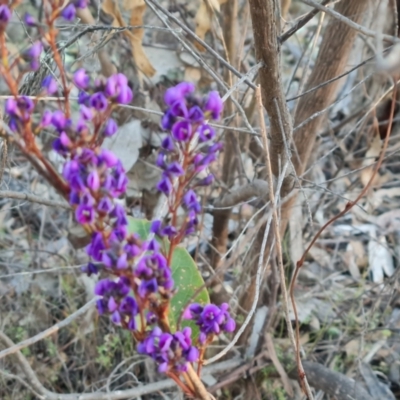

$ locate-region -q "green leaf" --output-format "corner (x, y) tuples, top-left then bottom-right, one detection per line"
(128, 217), (209, 335)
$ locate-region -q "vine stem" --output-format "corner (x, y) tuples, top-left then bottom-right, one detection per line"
(186, 364), (211, 400)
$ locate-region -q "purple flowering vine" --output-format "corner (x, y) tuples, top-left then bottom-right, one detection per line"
(0, 3), (236, 397)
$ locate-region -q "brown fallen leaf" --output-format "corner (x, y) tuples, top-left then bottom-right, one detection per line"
(194, 0), (227, 52)
(102, 0), (155, 78)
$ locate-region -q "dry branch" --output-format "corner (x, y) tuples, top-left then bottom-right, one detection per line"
(0, 190), (70, 209)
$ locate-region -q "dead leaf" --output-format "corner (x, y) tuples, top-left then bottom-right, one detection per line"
(368, 230), (394, 283)
(194, 0), (228, 51)
(102, 0), (155, 77)
(102, 119), (143, 172)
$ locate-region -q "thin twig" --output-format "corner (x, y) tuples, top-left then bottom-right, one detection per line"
(0, 190), (70, 209)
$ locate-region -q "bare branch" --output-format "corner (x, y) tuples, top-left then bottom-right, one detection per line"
(0, 190), (70, 209)
(214, 179), (269, 209)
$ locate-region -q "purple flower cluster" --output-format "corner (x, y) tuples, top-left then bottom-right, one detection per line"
(185, 303), (236, 345)
(152, 82), (223, 240)
(95, 277), (138, 329)
(3, 53), (236, 376)
(138, 327), (199, 373)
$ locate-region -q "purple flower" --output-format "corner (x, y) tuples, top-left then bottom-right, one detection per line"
(81, 262), (99, 276)
(161, 110), (175, 130)
(74, 69), (90, 89)
(103, 118), (118, 137)
(98, 197), (113, 214)
(90, 92), (108, 111)
(156, 175), (172, 195)
(78, 91), (90, 105)
(150, 220), (162, 235)
(161, 225), (177, 239)
(51, 110), (68, 131)
(166, 162), (184, 177)
(79, 105), (93, 121)
(197, 124), (215, 142)
(170, 99), (188, 118)
(105, 73), (133, 104)
(61, 3), (76, 21)
(164, 82), (195, 106)
(42, 76), (58, 95)
(0, 5), (11, 24)
(137, 326), (198, 373)
(188, 106), (204, 122)
(161, 136), (175, 151)
(25, 42), (42, 70)
(183, 189), (201, 213)
(138, 278), (158, 297)
(6, 97), (34, 121)
(204, 91), (223, 120)
(87, 170), (100, 191)
(119, 296), (138, 316)
(86, 232), (106, 261)
(185, 302), (235, 339)
(75, 204), (95, 224)
(40, 110), (52, 126)
(100, 149), (118, 167)
(24, 13), (35, 27)
(171, 120), (192, 142)
(5, 98), (17, 115)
